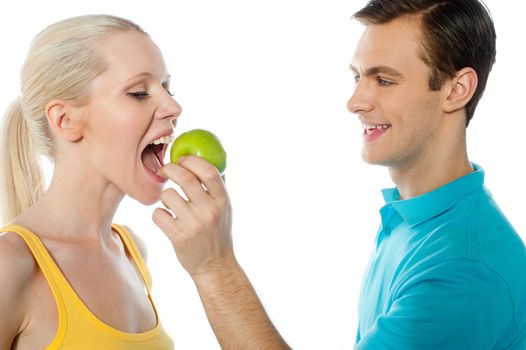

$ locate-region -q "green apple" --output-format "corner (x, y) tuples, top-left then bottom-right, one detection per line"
(170, 129), (227, 174)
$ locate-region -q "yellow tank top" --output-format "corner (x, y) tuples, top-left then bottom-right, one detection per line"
(1, 223), (174, 349)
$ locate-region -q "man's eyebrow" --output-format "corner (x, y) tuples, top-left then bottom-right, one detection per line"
(349, 64), (403, 78)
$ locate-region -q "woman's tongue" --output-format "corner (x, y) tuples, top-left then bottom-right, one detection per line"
(141, 146), (161, 173)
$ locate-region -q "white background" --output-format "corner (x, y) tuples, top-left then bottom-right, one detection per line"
(1, 1), (524, 348)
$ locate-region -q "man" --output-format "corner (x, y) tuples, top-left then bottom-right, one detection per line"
(347, 1), (526, 349)
(154, 0), (526, 348)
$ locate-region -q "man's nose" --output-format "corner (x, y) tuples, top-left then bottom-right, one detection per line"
(347, 82), (373, 115)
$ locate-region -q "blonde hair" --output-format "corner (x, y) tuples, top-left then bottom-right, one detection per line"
(0, 15), (148, 224)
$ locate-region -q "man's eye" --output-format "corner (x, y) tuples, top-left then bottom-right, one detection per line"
(128, 91), (150, 100)
(353, 75), (360, 84)
(377, 77), (393, 86)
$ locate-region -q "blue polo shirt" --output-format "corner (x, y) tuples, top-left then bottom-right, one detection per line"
(355, 165), (526, 350)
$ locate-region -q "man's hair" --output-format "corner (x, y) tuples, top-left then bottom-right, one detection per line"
(353, 0), (496, 126)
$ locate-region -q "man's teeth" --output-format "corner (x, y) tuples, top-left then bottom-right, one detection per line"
(363, 124), (390, 135)
(151, 134), (174, 145)
(363, 124), (390, 130)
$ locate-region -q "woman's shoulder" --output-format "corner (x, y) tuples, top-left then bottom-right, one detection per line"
(0, 230), (37, 283)
(0, 230), (38, 342)
(118, 224), (148, 262)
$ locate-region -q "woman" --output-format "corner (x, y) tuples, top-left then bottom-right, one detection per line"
(0, 14), (231, 349)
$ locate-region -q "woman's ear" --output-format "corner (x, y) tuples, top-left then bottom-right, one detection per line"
(45, 100), (84, 142)
(442, 67), (478, 114)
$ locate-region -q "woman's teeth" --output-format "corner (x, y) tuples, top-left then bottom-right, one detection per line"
(151, 134), (174, 145)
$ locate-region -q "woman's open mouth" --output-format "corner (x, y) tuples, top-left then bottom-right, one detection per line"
(141, 133), (174, 177)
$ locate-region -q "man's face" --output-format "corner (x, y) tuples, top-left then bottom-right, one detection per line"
(347, 17), (445, 170)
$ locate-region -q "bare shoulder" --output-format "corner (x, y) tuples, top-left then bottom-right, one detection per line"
(121, 225), (148, 262)
(0, 232), (37, 346)
(0, 231), (36, 291)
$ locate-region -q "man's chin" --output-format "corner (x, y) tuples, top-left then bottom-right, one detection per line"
(361, 151), (393, 168)
(361, 150), (382, 165)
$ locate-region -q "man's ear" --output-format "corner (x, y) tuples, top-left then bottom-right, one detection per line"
(442, 67), (478, 114)
(45, 100), (84, 142)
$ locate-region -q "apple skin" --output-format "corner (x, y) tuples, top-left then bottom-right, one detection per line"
(170, 129), (227, 174)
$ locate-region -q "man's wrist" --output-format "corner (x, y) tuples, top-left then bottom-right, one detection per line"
(191, 254), (242, 289)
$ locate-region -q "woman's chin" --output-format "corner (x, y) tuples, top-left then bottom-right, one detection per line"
(129, 188), (163, 206)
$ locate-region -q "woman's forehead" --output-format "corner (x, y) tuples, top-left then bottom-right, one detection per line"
(98, 31), (168, 82)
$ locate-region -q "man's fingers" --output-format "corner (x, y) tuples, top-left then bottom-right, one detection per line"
(159, 163), (211, 206)
(159, 187), (191, 217)
(152, 207), (179, 241)
(177, 156), (227, 200)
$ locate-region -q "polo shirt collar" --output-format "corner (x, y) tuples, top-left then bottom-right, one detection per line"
(381, 163), (485, 228)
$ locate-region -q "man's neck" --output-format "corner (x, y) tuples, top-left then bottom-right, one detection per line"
(389, 146), (473, 200)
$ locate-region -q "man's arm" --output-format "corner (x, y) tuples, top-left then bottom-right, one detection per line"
(193, 258), (290, 349)
(356, 259), (513, 350)
(153, 156), (290, 349)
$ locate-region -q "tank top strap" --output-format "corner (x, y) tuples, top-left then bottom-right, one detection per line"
(111, 224), (153, 292)
(1, 224), (65, 294)
(0, 224), (68, 337)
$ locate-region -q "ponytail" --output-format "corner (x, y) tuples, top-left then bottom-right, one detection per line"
(1, 98), (45, 224)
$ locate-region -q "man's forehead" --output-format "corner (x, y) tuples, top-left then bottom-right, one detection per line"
(351, 19), (423, 72)
(359, 17), (422, 49)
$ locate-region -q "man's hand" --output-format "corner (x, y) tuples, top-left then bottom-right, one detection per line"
(153, 155), (233, 278)
(152, 155), (290, 349)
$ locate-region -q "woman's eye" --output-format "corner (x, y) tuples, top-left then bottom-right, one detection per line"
(353, 75), (360, 84)
(128, 91), (150, 100)
(166, 90), (174, 97)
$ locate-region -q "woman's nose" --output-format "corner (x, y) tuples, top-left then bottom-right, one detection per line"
(156, 94), (182, 123)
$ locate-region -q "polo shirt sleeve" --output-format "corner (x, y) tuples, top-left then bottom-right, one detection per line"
(356, 259), (513, 350)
